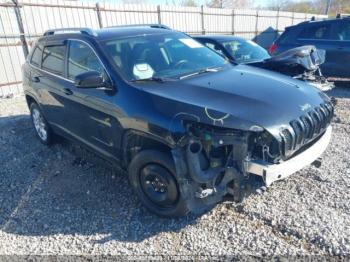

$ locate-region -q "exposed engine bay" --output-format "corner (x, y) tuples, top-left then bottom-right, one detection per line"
(172, 101), (333, 213)
(172, 123), (262, 213)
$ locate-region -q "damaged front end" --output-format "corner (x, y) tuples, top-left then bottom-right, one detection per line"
(171, 101), (333, 213)
(171, 122), (267, 213)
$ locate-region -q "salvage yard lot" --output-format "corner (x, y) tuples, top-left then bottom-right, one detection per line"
(0, 86), (350, 257)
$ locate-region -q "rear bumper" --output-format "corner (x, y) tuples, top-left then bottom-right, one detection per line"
(246, 126), (332, 186)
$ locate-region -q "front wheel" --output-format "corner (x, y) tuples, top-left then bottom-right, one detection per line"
(30, 103), (53, 145)
(128, 150), (189, 217)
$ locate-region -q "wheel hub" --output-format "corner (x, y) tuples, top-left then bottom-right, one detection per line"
(32, 108), (47, 141)
(140, 164), (179, 208)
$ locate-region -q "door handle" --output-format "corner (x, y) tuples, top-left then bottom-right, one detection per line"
(31, 76), (40, 82)
(64, 88), (73, 95)
(337, 46), (344, 50)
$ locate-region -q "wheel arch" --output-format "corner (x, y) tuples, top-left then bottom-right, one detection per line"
(121, 129), (175, 168)
(25, 93), (39, 108)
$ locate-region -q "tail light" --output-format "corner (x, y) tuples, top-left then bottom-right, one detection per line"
(268, 43), (277, 55)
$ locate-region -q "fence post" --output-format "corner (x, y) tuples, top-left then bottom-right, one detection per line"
(275, 9), (280, 40)
(231, 9), (235, 35)
(12, 0), (28, 58)
(157, 5), (161, 24)
(200, 5), (205, 34)
(291, 12), (295, 25)
(95, 2), (103, 28)
(255, 10), (259, 42)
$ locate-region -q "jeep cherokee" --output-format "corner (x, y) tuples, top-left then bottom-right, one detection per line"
(22, 25), (334, 217)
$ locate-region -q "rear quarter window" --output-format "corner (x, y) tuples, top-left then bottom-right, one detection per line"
(30, 45), (43, 67)
(276, 29), (295, 44)
(42, 45), (66, 76)
(334, 21), (350, 41)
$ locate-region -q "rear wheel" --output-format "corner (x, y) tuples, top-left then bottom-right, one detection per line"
(128, 150), (189, 217)
(30, 103), (53, 145)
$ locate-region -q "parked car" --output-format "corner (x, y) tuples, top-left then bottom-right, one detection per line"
(269, 15), (350, 78)
(23, 25), (333, 217)
(194, 35), (333, 90)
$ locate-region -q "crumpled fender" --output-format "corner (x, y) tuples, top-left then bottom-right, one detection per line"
(266, 45), (325, 71)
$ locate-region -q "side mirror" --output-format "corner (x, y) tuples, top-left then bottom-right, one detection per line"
(74, 71), (106, 88)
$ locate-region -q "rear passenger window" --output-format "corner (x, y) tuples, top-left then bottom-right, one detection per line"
(277, 30), (294, 44)
(299, 23), (332, 40)
(30, 45), (43, 67)
(67, 40), (104, 80)
(42, 45), (65, 76)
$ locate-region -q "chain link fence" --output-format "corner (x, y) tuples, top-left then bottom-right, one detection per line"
(0, 0), (327, 97)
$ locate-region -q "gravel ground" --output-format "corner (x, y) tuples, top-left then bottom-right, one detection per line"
(0, 85), (350, 258)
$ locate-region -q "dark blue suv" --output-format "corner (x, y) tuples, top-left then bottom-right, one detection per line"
(270, 16), (350, 78)
(23, 25), (333, 217)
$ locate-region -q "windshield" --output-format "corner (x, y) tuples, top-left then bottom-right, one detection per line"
(101, 32), (229, 81)
(221, 39), (270, 63)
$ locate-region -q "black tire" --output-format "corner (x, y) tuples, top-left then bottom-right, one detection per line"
(30, 103), (53, 145)
(128, 150), (189, 218)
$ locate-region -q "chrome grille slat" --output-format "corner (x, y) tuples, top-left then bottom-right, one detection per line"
(281, 129), (293, 153)
(301, 116), (312, 139)
(306, 113), (316, 137)
(297, 119), (306, 144)
(317, 107), (327, 129)
(290, 120), (302, 149)
(312, 110), (321, 134)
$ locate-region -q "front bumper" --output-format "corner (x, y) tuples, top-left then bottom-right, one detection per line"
(308, 81), (334, 91)
(246, 126), (332, 186)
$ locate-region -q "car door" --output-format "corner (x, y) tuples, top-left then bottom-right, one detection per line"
(63, 39), (121, 160)
(26, 43), (44, 99)
(34, 41), (71, 131)
(331, 20), (350, 78)
(296, 21), (337, 77)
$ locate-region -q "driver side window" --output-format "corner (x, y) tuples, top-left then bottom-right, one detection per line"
(68, 40), (105, 80)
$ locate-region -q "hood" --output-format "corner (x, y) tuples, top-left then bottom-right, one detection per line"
(138, 65), (330, 137)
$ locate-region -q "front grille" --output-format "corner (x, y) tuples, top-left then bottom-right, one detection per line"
(281, 129), (293, 152)
(280, 102), (333, 158)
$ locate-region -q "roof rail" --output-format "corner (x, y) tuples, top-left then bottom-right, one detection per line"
(43, 27), (97, 37)
(106, 24), (171, 30)
(307, 16), (329, 23)
(336, 13), (350, 19)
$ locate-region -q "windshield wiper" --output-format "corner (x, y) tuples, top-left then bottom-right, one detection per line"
(130, 76), (167, 83)
(179, 67), (222, 80)
(131, 76), (177, 83)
